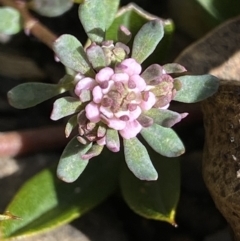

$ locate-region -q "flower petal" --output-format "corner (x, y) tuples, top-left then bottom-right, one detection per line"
(75, 77), (96, 96)
(119, 120), (142, 139)
(107, 117), (126, 130)
(140, 92), (156, 110)
(111, 73), (129, 84)
(85, 102), (101, 122)
(96, 67), (114, 83)
(120, 58), (142, 75)
(130, 75), (146, 91)
(100, 105), (114, 118)
(92, 86), (103, 103)
(128, 106), (142, 121)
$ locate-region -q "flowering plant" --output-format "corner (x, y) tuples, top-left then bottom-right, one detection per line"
(1, 0), (219, 239)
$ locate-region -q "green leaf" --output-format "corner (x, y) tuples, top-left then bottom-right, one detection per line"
(79, 0), (120, 43)
(141, 124), (185, 157)
(51, 97), (82, 121)
(123, 137), (158, 181)
(144, 108), (187, 127)
(0, 149), (120, 239)
(173, 74), (219, 103)
(65, 115), (78, 138)
(163, 63), (187, 74)
(57, 137), (92, 183)
(86, 44), (107, 71)
(29, 0), (73, 17)
(7, 81), (71, 109)
(53, 34), (95, 76)
(120, 152), (180, 224)
(106, 129), (120, 152)
(0, 7), (22, 35)
(106, 3), (155, 41)
(131, 19), (164, 63)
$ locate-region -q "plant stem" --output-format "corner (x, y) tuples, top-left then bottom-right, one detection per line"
(0, 0), (57, 48)
(0, 125), (70, 157)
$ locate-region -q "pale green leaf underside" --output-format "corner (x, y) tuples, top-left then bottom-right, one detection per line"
(30, 0), (73, 17)
(131, 19), (164, 63)
(79, 0), (120, 43)
(123, 137), (158, 181)
(144, 108), (184, 127)
(7, 82), (69, 109)
(57, 137), (92, 183)
(51, 97), (82, 120)
(53, 34), (94, 76)
(141, 124), (185, 157)
(173, 74), (219, 103)
(0, 7), (22, 35)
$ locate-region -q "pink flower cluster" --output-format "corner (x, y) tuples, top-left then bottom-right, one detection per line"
(74, 58), (169, 142)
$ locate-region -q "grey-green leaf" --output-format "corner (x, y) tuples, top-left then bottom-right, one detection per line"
(79, 0), (120, 43)
(123, 137), (158, 181)
(30, 0), (73, 17)
(0, 7), (22, 35)
(51, 97), (82, 121)
(141, 124), (185, 157)
(53, 34), (94, 76)
(173, 74), (219, 103)
(144, 108), (188, 127)
(131, 19), (164, 63)
(65, 115), (78, 138)
(57, 137), (92, 183)
(163, 63), (187, 74)
(106, 129), (120, 152)
(8, 82), (69, 109)
(86, 44), (107, 71)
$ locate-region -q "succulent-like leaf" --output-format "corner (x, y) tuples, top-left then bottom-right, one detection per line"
(51, 97), (82, 121)
(29, 0), (73, 17)
(131, 19), (164, 63)
(141, 124), (185, 157)
(123, 137), (158, 181)
(65, 115), (78, 138)
(7, 81), (71, 109)
(53, 34), (95, 76)
(86, 44), (107, 71)
(120, 152), (180, 223)
(81, 144), (104, 160)
(0, 7), (22, 35)
(0, 149), (120, 239)
(106, 129), (120, 152)
(79, 0), (120, 43)
(141, 64), (163, 84)
(144, 109), (188, 127)
(173, 74), (219, 103)
(163, 63), (187, 74)
(57, 137), (92, 183)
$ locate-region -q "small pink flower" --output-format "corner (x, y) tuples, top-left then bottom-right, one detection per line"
(75, 58), (174, 141)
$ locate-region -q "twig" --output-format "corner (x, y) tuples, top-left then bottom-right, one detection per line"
(0, 125), (69, 157)
(0, 0), (57, 48)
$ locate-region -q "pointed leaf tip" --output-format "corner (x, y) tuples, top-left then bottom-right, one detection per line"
(132, 19), (164, 63)
(53, 34), (94, 76)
